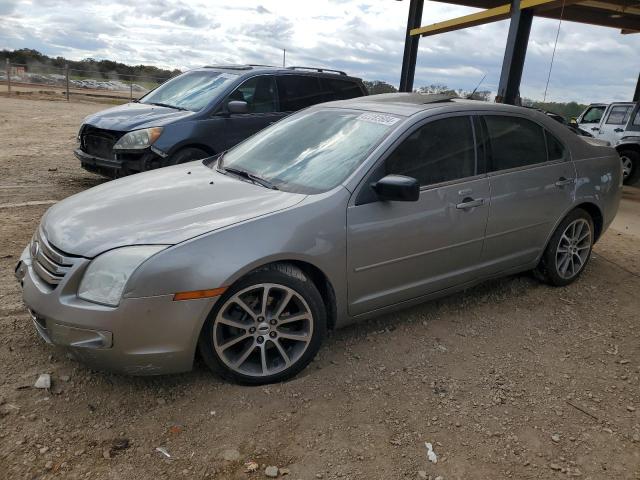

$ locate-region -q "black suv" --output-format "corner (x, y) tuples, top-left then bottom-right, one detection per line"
(75, 65), (368, 177)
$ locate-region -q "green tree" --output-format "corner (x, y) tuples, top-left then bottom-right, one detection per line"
(363, 80), (398, 95)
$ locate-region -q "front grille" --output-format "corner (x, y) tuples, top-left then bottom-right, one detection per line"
(31, 230), (79, 287)
(80, 126), (124, 160)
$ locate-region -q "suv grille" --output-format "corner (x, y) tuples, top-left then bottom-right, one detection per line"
(31, 231), (79, 287)
(80, 126), (124, 160)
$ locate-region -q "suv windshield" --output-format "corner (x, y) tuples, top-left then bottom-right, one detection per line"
(140, 70), (238, 112)
(215, 109), (401, 194)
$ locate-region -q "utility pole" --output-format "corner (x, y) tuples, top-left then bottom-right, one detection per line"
(5, 59), (10, 96)
(130, 76), (133, 102)
(65, 63), (70, 101)
(282, 49), (286, 68)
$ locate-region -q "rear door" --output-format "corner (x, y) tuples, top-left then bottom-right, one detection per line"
(347, 114), (490, 315)
(597, 103), (634, 145)
(221, 75), (284, 149)
(481, 114), (576, 272)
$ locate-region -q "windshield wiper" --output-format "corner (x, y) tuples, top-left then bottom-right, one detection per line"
(147, 102), (188, 111)
(220, 165), (279, 190)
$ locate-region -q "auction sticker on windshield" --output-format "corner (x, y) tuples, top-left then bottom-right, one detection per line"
(357, 113), (401, 126)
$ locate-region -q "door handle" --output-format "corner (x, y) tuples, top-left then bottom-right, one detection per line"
(614, 128), (624, 133)
(555, 177), (575, 187)
(456, 197), (484, 210)
(591, 127), (600, 131)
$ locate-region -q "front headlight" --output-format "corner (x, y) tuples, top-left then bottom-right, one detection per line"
(78, 245), (168, 306)
(113, 127), (163, 150)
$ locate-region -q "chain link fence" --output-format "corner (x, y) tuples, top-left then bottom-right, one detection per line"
(1, 60), (168, 102)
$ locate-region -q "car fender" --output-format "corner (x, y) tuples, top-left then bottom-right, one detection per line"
(124, 187), (351, 325)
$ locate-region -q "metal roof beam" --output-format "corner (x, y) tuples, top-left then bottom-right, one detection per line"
(410, 0), (582, 36)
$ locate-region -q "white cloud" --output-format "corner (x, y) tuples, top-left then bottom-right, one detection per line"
(0, 0), (638, 103)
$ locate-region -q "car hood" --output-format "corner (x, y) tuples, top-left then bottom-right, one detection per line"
(42, 162), (306, 258)
(82, 102), (197, 131)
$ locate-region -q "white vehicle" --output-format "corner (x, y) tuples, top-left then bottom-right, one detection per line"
(577, 102), (640, 185)
(576, 103), (608, 135)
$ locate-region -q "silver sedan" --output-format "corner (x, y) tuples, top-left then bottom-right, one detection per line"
(15, 94), (622, 384)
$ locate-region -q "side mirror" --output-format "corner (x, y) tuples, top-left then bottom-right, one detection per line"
(372, 175), (420, 202)
(228, 100), (248, 114)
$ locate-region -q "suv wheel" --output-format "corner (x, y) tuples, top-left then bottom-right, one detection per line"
(619, 149), (639, 186)
(535, 208), (594, 287)
(199, 264), (326, 385)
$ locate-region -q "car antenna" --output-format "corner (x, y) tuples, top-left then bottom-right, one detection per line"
(467, 73), (487, 100)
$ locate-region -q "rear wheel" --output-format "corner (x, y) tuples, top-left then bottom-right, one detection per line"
(619, 149), (639, 186)
(198, 264), (326, 385)
(535, 208), (594, 286)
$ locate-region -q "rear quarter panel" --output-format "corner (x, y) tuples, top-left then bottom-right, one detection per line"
(569, 136), (622, 234)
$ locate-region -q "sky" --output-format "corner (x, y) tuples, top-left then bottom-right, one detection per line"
(0, 0), (639, 103)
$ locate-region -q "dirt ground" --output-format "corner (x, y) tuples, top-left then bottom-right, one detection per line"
(0, 96), (639, 480)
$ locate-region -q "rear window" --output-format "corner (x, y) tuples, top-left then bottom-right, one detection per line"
(276, 75), (324, 111)
(485, 115), (547, 171)
(545, 131), (567, 161)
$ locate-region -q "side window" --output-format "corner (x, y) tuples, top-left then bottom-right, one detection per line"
(385, 116), (475, 187)
(276, 75), (323, 111)
(320, 78), (363, 101)
(484, 115), (547, 171)
(227, 76), (277, 113)
(605, 106), (632, 125)
(545, 131), (567, 161)
(631, 108), (640, 127)
(581, 106), (605, 124)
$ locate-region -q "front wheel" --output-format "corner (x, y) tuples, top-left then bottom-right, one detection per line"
(198, 264), (326, 385)
(535, 209), (594, 286)
(619, 149), (639, 186)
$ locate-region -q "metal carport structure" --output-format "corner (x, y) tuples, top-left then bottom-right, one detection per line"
(399, 0), (640, 103)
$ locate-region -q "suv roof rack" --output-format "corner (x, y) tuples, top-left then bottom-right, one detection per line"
(286, 66), (347, 76)
(204, 65), (253, 70)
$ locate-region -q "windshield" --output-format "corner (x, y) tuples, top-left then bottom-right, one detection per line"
(140, 70), (238, 112)
(215, 109), (401, 194)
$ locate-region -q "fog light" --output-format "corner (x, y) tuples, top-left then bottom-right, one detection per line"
(14, 261), (26, 282)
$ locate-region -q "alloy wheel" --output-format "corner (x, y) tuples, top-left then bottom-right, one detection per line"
(555, 218), (592, 280)
(213, 283), (314, 377)
(621, 155), (632, 180)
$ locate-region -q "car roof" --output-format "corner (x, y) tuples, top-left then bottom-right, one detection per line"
(322, 93), (535, 117)
(195, 65), (363, 82)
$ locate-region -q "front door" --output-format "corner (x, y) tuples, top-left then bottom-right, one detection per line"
(480, 114), (577, 272)
(347, 115), (489, 316)
(222, 75), (285, 150)
(597, 104), (634, 145)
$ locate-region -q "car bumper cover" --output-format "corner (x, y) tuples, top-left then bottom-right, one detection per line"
(16, 246), (217, 375)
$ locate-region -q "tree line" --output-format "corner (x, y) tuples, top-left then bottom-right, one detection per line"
(0, 48), (181, 82)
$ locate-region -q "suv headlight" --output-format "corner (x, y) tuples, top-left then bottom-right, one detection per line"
(78, 245), (167, 306)
(113, 127), (163, 150)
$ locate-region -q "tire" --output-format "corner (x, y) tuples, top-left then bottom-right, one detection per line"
(166, 147), (210, 167)
(534, 208), (594, 287)
(619, 149), (639, 186)
(198, 263), (327, 385)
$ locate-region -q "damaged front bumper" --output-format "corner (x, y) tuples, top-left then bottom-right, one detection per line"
(74, 147), (166, 178)
(15, 245), (215, 376)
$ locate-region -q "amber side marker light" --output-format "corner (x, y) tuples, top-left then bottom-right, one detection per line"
(173, 287), (227, 301)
